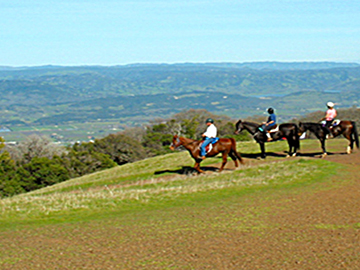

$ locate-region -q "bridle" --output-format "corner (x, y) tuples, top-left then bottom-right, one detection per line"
(170, 136), (198, 150)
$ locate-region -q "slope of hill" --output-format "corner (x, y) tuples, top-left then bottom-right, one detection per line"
(1, 139), (359, 269)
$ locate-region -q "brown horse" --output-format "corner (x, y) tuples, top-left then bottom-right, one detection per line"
(170, 135), (244, 173)
(299, 121), (359, 157)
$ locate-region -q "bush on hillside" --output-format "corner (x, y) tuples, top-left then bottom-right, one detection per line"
(4, 134), (66, 165)
(14, 157), (69, 192)
(61, 144), (117, 178)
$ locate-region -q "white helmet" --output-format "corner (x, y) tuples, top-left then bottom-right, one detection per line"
(327, 101), (334, 108)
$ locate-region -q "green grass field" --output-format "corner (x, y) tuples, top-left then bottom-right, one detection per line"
(1, 138), (356, 269)
(0, 139), (343, 229)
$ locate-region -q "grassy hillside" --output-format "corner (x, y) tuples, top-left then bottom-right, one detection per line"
(2, 138), (358, 269)
(0, 139), (343, 228)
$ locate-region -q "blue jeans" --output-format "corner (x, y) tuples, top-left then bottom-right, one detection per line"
(200, 137), (215, 157)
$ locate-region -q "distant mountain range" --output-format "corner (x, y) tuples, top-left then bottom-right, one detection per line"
(1, 62), (360, 129)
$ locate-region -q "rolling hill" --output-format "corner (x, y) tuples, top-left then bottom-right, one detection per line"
(1, 62), (360, 142)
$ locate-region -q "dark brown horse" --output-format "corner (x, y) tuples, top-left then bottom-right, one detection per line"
(298, 121), (359, 157)
(170, 135), (244, 173)
(234, 120), (300, 159)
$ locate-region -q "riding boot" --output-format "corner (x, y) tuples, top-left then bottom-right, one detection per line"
(266, 132), (273, 141)
(325, 128), (333, 139)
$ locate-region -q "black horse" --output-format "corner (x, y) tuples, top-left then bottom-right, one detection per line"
(298, 121), (359, 157)
(235, 119), (300, 159)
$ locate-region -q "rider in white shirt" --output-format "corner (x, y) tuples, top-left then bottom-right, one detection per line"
(200, 118), (217, 159)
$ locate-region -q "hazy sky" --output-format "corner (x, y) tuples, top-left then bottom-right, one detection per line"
(1, 0), (359, 66)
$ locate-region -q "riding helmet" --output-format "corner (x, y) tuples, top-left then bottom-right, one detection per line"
(327, 101), (334, 108)
(267, 107), (274, 114)
(205, 118), (214, 123)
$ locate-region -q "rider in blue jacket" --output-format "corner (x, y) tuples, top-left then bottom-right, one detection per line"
(260, 107), (276, 141)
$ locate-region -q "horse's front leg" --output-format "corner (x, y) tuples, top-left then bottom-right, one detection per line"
(320, 138), (327, 158)
(259, 143), (266, 159)
(286, 140), (292, 158)
(219, 153), (228, 172)
(287, 139), (297, 157)
(194, 161), (204, 174)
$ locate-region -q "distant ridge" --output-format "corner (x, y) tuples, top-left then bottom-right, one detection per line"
(199, 61), (360, 70)
(1, 62), (360, 133)
(1, 61), (359, 72)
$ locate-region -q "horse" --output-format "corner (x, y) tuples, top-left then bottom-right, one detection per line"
(170, 135), (244, 173)
(298, 121), (359, 157)
(234, 119), (300, 159)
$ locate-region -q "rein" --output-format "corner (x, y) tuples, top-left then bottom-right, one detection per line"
(175, 136), (199, 148)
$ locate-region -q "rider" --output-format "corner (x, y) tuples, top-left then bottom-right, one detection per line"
(200, 118), (217, 159)
(321, 101), (337, 137)
(261, 107), (276, 142)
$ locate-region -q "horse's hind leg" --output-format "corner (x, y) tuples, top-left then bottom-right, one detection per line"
(230, 140), (244, 165)
(344, 134), (353, 154)
(229, 151), (239, 167)
(219, 153), (228, 172)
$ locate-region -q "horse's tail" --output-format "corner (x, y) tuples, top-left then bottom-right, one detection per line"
(351, 121), (359, 149)
(230, 138), (244, 164)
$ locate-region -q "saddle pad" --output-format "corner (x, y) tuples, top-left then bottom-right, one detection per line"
(269, 125), (279, 133)
(320, 119), (341, 126)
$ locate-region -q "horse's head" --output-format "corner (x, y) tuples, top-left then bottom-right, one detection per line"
(170, 135), (182, 150)
(298, 122), (306, 136)
(234, 119), (244, 134)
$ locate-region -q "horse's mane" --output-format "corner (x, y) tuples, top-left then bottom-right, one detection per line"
(179, 136), (199, 143)
(244, 120), (260, 127)
(300, 122), (322, 127)
(301, 122), (321, 125)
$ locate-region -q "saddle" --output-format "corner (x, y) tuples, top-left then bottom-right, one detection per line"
(258, 124), (278, 133)
(200, 137), (219, 154)
(268, 124), (279, 133)
(320, 119), (341, 127)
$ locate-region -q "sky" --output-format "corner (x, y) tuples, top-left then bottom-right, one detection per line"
(1, 0), (360, 66)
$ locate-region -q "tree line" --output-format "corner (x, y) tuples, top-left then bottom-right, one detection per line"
(0, 109), (248, 198)
(2, 107), (360, 198)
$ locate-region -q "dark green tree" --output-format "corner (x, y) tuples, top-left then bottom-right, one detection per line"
(93, 133), (148, 165)
(60, 146), (116, 178)
(14, 157), (69, 192)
